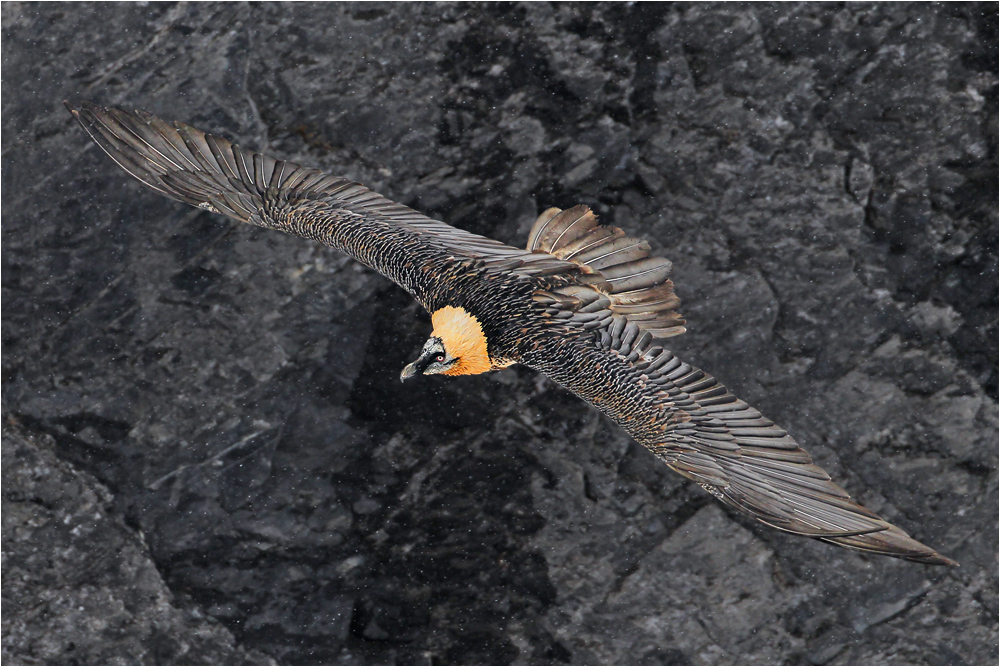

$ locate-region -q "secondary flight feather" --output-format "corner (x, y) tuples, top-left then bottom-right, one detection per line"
(66, 102), (956, 566)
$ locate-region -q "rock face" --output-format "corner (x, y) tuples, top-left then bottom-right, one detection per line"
(3, 3), (996, 665)
(2, 423), (273, 665)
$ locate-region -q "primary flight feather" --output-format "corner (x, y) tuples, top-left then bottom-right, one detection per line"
(66, 102), (956, 566)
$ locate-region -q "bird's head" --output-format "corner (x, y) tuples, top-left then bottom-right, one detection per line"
(400, 336), (457, 380)
(400, 305), (493, 381)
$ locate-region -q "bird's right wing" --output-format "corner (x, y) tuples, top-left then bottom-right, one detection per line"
(66, 102), (583, 308)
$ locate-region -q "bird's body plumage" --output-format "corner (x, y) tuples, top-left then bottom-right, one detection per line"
(67, 102), (955, 566)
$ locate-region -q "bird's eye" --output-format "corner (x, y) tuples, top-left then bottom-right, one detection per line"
(434, 353), (445, 362)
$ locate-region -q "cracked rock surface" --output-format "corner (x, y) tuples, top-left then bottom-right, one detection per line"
(2, 421), (273, 665)
(3, 3), (997, 665)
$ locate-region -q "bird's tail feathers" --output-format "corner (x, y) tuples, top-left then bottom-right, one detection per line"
(528, 206), (685, 338)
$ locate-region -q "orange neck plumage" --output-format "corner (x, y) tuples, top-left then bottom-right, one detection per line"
(431, 306), (493, 376)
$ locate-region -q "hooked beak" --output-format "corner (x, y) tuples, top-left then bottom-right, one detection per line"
(402, 336), (446, 382)
(400, 362), (420, 382)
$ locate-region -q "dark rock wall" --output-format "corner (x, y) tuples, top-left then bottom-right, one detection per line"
(3, 3), (996, 665)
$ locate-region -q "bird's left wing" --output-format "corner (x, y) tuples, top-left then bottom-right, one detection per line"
(528, 313), (955, 565)
(66, 102), (580, 307)
(521, 213), (955, 565)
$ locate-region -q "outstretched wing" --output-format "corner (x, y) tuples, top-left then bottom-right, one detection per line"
(526, 262), (955, 566)
(66, 102), (582, 308)
(70, 103), (954, 565)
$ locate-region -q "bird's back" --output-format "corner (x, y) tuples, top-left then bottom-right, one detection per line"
(67, 101), (956, 566)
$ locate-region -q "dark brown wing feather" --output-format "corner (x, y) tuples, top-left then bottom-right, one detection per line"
(70, 102), (954, 565)
(66, 102), (584, 304)
(529, 316), (956, 565)
(525, 206), (952, 564)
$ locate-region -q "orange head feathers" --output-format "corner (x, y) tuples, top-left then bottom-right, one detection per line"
(399, 306), (497, 380)
(430, 306), (492, 376)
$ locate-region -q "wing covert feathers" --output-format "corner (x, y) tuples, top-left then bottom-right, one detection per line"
(66, 101), (580, 288)
(528, 207), (952, 563)
(70, 102), (954, 566)
(527, 206), (685, 338)
(583, 318), (956, 566)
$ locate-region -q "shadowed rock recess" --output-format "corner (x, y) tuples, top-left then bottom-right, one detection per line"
(3, 3), (996, 665)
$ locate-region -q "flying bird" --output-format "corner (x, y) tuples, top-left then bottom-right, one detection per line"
(66, 101), (956, 566)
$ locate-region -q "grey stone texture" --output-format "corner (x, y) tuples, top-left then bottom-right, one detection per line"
(3, 2), (996, 664)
